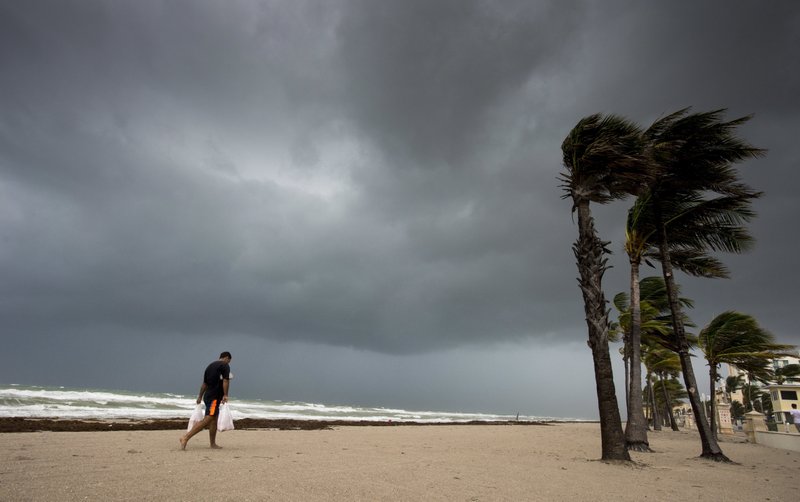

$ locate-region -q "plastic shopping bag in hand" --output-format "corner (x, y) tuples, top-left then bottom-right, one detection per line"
(187, 403), (205, 431)
(217, 403), (234, 432)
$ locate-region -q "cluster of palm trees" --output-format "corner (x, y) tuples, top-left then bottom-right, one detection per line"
(560, 107), (793, 462)
(612, 276), (689, 437)
(614, 282), (795, 439)
(698, 311), (795, 439)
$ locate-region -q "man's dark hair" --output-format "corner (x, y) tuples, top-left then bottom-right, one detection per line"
(220, 351), (232, 359)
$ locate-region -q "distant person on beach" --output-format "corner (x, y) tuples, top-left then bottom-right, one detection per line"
(789, 403), (800, 433)
(180, 351), (232, 450)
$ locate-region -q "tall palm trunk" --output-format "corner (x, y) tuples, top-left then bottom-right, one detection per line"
(709, 365), (719, 440)
(656, 214), (729, 461)
(659, 373), (679, 431)
(648, 374), (661, 431)
(623, 340), (630, 411)
(625, 259), (650, 450)
(574, 200), (631, 461)
(746, 382), (755, 411)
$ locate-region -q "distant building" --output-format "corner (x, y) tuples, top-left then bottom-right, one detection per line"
(767, 384), (800, 427)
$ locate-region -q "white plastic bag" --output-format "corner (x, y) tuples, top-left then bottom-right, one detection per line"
(187, 403), (205, 431)
(217, 403), (234, 432)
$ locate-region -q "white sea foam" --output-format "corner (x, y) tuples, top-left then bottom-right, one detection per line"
(0, 384), (578, 422)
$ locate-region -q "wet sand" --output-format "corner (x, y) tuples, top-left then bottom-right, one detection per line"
(0, 417), (548, 433)
(1, 422), (797, 501)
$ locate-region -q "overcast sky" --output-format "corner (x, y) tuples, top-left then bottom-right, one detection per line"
(2, 1), (798, 420)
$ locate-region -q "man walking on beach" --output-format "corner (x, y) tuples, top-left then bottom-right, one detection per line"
(789, 403), (800, 433)
(180, 351), (232, 450)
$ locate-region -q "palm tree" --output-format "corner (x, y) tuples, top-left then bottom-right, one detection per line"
(644, 344), (683, 430)
(620, 199), (652, 450)
(613, 279), (672, 449)
(742, 359), (776, 385)
(620, 189), (729, 450)
(725, 374), (743, 403)
(619, 276), (694, 435)
(698, 311), (794, 439)
(735, 357), (776, 412)
(758, 390), (773, 416)
(642, 108), (764, 462)
(560, 114), (647, 461)
(741, 382), (765, 412)
(622, 193), (744, 443)
(730, 400), (745, 421)
(643, 372), (661, 430)
(635, 277), (699, 373)
(653, 375), (687, 430)
(774, 364), (800, 384)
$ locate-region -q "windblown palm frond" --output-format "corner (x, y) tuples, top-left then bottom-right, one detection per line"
(560, 114), (647, 205)
(699, 311), (795, 368)
(645, 109), (766, 195)
(699, 311), (796, 440)
(628, 188), (759, 279)
(725, 374), (744, 396)
(775, 364), (800, 384)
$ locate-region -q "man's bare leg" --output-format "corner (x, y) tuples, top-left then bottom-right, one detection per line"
(180, 416), (213, 450)
(209, 416), (222, 449)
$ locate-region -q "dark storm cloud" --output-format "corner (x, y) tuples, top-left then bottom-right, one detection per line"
(2, 1), (799, 415)
(337, 0), (581, 167)
(582, 1), (800, 117)
(0, 0), (587, 355)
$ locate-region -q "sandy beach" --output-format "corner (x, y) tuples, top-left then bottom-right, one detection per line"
(2, 423), (797, 501)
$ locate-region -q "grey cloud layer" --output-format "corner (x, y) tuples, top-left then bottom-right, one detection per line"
(1, 0), (799, 367)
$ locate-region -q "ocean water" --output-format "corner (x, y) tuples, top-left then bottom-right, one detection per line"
(0, 384), (575, 423)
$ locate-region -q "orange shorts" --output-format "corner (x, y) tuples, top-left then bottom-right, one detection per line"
(203, 396), (221, 416)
